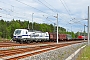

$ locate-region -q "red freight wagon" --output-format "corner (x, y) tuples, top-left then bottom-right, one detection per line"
(49, 33), (54, 40)
(58, 34), (67, 40)
(53, 33), (57, 41)
(49, 33), (72, 41)
(49, 33), (56, 41)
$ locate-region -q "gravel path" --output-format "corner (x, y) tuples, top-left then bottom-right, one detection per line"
(20, 42), (87, 60)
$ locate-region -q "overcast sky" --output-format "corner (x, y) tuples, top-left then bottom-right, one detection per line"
(0, 0), (89, 33)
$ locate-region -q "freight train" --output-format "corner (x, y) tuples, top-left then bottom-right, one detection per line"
(12, 29), (78, 44)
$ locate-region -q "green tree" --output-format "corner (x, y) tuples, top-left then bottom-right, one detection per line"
(0, 19), (70, 39)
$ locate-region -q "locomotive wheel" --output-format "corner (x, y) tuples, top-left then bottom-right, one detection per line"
(27, 40), (30, 44)
(19, 40), (23, 44)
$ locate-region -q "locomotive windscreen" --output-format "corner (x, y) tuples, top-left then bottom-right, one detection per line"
(15, 30), (21, 35)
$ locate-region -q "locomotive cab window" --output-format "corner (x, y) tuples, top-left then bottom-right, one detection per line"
(15, 30), (21, 35)
(26, 31), (27, 34)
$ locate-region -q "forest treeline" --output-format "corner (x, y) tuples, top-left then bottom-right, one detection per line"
(0, 19), (82, 39)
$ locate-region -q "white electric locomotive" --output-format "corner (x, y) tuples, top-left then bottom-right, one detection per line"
(12, 29), (49, 43)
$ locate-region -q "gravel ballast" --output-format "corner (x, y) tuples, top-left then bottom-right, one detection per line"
(20, 42), (87, 60)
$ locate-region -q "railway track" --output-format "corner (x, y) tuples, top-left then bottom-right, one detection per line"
(0, 40), (87, 60)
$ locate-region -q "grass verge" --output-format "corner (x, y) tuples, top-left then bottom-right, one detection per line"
(77, 45), (90, 60)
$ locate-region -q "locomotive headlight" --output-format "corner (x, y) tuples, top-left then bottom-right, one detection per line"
(18, 36), (22, 38)
(13, 36), (22, 38)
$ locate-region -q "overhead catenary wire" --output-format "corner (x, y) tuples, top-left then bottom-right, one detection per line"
(0, 0), (55, 17)
(0, 0), (32, 16)
(38, 0), (56, 13)
(37, 0), (65, 20)
(0, 7), (30, 20)
(0, 0), (74, 28)
(15, 0), (62, 23)
(15, 0), (61, 25)
(1, 6), (42, 21)
(44, 0), (59, 13)
(0, 0), (63, 24)
(0, 1), (32, 20)
(59, 0), (73, 20)
(61, 0), (80, 24)
(0, 8), (12, 16)
(15, 0), (53, 16)
(59, 0), (80, 27)
(0, 1), (25, 15)
(0, 1), (54, 24)
(15, 0), (66, 23)
(63, 0), (71, 14)
(1, 0), (69, 28)
(37, 0), (73, 24)
(37, 0), (65, 22)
